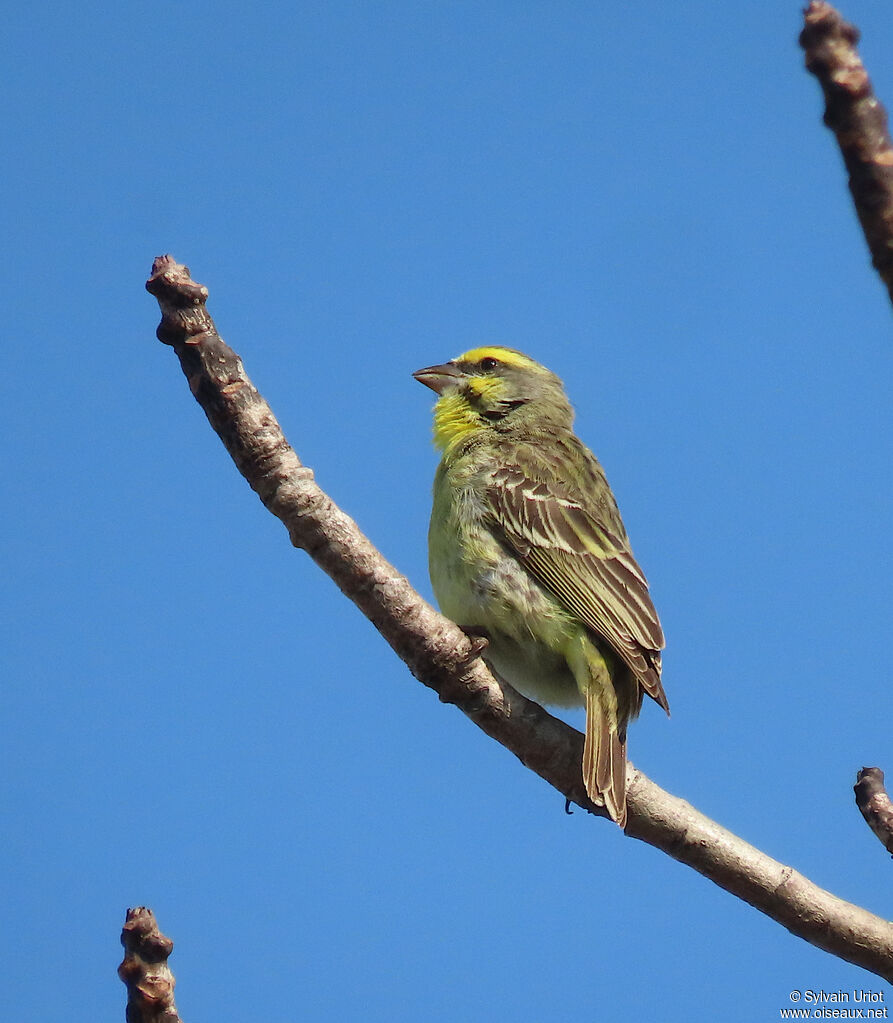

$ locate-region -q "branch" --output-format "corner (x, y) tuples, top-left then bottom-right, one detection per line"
(118, 907), (182, 1023)
(146, 255), (893, 980)
(855, 767), (893, 856)
(800, 1), (893, 304)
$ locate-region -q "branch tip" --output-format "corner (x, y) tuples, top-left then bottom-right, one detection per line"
(800, 2), (893, 303)
(118, 907), (182, 1023)
(801, 2), (859, 49)
(855, 767), (893, 857)
(146, 256), (216, 348)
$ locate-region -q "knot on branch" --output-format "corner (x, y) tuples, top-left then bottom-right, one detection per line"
(118, 907), (182, 1023)
(146, 255), (214, 347)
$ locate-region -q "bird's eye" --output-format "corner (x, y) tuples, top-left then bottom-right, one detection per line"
(479, 357), (499, 372)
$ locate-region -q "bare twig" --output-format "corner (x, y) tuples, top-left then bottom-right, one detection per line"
(118, 907), (182, 1023)
(800, 1), (893, 304)
(855, 767), (893, 856)
(146, 255), (893, 980)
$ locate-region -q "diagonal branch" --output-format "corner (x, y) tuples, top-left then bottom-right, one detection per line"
(800, 1), (893, 304)
(855, 767), (893, 856)
(146, 255), (893, 981)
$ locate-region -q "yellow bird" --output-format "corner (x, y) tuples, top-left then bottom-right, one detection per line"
(415, 346), (668, 827)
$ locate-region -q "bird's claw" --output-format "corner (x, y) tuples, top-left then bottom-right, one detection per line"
(460, 626), (490, 661)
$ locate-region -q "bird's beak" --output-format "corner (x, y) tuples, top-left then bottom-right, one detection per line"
(412, 361), (465, 395)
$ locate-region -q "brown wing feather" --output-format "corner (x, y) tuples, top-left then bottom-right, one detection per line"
(487, 451), (669, 714)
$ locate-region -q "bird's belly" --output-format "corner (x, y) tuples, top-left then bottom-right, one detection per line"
(430, 511), (582, 708)
(483, 632), (582, 708)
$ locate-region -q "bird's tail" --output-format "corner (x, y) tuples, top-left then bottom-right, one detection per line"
(582, 682), (628, 828)
(567, 635), (632, 828)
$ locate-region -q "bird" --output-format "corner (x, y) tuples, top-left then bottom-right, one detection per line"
(414, 346), (668, 827)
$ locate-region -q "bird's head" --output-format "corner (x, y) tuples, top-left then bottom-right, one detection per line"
(413, 346), (573, 456)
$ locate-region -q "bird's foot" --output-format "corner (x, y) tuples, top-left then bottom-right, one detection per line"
(459, 625), (490, 661)
(564, 797), (600, 816)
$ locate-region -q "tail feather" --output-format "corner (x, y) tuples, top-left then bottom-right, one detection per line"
(583, 680), (628, 829)
(568, 634), (633, 828)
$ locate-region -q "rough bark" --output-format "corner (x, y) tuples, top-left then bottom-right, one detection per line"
(145, 255), (893, 981)
(118, 907), (182, 1023)
(855, 768), (893, 857)
(801, 1), (893, 304)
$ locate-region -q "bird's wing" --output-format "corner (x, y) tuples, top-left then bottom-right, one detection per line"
(486, 459), (669, 712)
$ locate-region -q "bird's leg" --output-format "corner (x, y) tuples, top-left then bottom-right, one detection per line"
(459, 625), (490, 661)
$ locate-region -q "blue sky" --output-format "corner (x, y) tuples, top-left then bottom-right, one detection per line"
(3, 1), (893, 1019)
